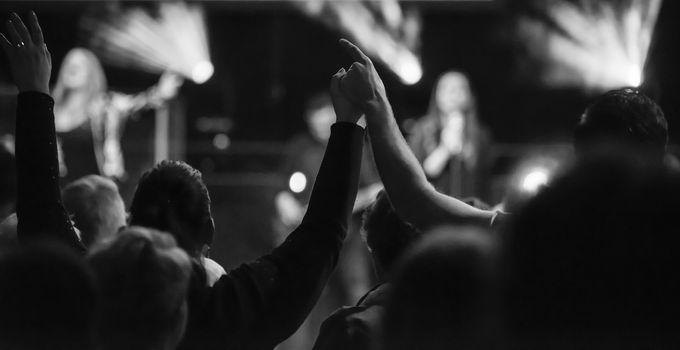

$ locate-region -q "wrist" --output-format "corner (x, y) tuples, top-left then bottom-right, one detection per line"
(19, 83), (50, 95)
(364, 96), (390, 116)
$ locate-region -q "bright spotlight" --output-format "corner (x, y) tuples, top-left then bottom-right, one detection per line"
(289, 172), (307, 194)
(517, 0), (661, 91)
(521, 168), (549, 193)
(395, 54), (423, 85)
(85, 2), (212, 84)
(192, 61), (214, 84)
(624, 63), (642, 87)
(293, 0), (422, 85)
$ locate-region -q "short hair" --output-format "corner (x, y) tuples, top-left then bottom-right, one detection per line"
(382, 228), (500, 350)
(87, 226), (192, 350)
(62, 175), (126, 247)
(361, 190), (421, 271)
(129, 160), (212, 256)
(0, 243), (96, 350)
(573, 88), (668, 159)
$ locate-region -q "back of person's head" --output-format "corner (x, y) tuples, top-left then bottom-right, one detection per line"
(361, 190), (422, 275)
(381, 227), (500, 350)
(504, 153), (680, 348)
(0, 243), (96, 350)
(88, 226), (192, 350)
(129, 160), (213, 257)
(573, 88), (668, 161)
(62, 175), (126, 248)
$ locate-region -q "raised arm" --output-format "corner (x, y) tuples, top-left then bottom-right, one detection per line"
(189, 69), (365, 349)
(1, 12), (84, 252)
(337, 39), (494, 231)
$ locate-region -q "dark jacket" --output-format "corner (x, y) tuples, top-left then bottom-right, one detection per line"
(312, 283), (391, 350)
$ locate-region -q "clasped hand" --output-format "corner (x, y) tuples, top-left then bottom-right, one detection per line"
(329, 39), (388, 126)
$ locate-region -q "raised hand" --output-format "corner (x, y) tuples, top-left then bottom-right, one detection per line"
(337, 39), (387, 111)
(330, 67), (364, 126)
(0, 12), (51, 94)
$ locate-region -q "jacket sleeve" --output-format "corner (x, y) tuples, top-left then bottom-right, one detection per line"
(15, 92), (85, 253)
(207, 122), (364, 348)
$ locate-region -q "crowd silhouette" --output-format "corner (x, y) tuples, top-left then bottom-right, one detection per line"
(1, 10), (678, 350)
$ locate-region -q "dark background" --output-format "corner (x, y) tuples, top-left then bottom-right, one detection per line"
(0, 0), (678, 267)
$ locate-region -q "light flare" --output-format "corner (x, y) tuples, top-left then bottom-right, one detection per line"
(84, 2), (213, 84)
(517, 0), (662, 91)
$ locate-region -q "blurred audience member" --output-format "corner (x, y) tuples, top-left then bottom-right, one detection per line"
(313, 190), (422, 350)
(381, 227), (500, 350)
(0, 244), (96, 350)
(88, 226), (192, 350)
(574, 87), (668, 163)
(62, 174), (126, 247)
(504, 153), (680, 348)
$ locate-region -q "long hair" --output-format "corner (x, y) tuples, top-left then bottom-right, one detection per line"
(53, 48), (108, 127)
(425, 71), (483, 168)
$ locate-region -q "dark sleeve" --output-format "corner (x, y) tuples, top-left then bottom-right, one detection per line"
(15, 92), (85, 253)
(208, 122), (364, 348)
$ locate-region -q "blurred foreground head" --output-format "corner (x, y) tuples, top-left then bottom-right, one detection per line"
(129, 160), (214, 257)
(573, 88), (667, 162)
(62, 175), (126, 248)
(0, 244), (96, 350)
(381, 227), (500, 350)
(88, 226), (192, 350)
(361, 190), (422, 277)
(505, 154), (680, 347)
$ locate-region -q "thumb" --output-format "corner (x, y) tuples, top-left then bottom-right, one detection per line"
(330, 68), (345, 94)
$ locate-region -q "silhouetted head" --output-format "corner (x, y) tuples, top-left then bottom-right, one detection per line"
(63, 175), (126, 248)
(129, 160), (214, 257)
(504, 154), (680, 347)
(88, 226), (192, 350)
(0, 244), (96, 350)
(573, 88), (667, 161)
(361, 190), (422, 276)
(381, 227), (500, 350)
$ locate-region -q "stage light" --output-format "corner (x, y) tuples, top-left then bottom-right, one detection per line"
(624, 63), (643, 87)
(521, 168), (549, 193)
(517, 0), (662, 91)
(84, 2), (213, 84)
(293, 0), (422, 85)
(395, 54), (423, 85)
(192, 61), (214, 84)
(212, 133), (230, 150)
(289, 172), (307, 194)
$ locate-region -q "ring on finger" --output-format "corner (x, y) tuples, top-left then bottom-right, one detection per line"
(15, 42), (25, 48)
